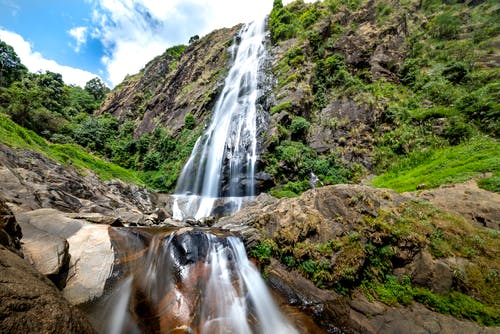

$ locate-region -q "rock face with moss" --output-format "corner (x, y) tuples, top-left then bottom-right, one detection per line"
(96, 0), (498, 194)
(216, 184), (499, 332)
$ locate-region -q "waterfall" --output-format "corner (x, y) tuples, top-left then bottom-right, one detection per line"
(93, 230), (298, 334)
(86, 16), (303, 334)
(173, 15), (267, 220)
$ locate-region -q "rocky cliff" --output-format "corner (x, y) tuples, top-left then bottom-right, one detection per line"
(99, 0), (498, 195)
(215, 184), (500, 332)
(99, 25), (240, 137)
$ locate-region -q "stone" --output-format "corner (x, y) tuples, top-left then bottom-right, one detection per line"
(20, 221), (69, 289)
(413, 179), (500, 230)
(0, 195), (22, 255)
(0, 245), (96, 333)
(15, 208), (115, 305)
(64, 224), (114, 304)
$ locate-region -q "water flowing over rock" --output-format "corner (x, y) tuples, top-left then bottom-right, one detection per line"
(174, 16), (268, 220)
(88, 229), (299, 334)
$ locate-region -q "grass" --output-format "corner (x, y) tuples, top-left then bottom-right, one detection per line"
(0, 113), (143, 185)
(365, 275), (499, 326)
(372, 137), (499, 192)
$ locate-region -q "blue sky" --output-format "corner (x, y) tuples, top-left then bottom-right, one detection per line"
(0, 0), (291, 87)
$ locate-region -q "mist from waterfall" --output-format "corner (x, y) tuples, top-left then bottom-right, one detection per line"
(173, 15), (267, 220)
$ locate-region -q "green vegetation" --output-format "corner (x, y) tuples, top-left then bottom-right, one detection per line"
(372, 138), (499, 192)
(0, 37), (197, 191)
(364, 276), (499, 326)
(0, 114), (141, 184)
(268, 0), (499, 197)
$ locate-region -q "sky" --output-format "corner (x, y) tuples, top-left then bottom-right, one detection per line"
(0, 0), (300, 88)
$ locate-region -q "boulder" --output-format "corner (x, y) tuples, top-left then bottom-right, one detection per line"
(0, 245), (96, 333)
(16, 208), (115, 305)
(20, 221), (69, 289)
(413, 179), (500, 230)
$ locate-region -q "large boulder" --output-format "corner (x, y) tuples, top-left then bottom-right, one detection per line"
(16, 208), (115, 305)
(0, 245), (96, 333)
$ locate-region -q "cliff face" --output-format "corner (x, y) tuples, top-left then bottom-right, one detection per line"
(99, 25), (240, 137)
(100, 0), (498, 196)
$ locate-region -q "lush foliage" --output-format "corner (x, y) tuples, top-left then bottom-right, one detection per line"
(364, 276), (499, 326)
(372, 138), (499, 192)
(0, 113), (142, 184)
(0, 40), (27, 87)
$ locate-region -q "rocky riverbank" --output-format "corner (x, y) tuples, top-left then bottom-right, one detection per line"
(0, 143), (498, 333)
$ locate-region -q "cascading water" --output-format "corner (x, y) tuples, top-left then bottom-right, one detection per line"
(86, 16), (306, 334)
(173, 15), (267, 220)
(90, 229), (299, 334)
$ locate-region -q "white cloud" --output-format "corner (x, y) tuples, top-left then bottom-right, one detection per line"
(88, 0), (274, 87)
(0, 29), (101, 87)
(88, 0), (319, 87)
(68, 26), (88, 53)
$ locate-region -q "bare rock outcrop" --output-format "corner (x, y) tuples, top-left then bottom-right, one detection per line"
(0, 195), (95, 333)
(0, 142), (161, 225)
(412, 178), (500, 230)
(99, 25), (240, 137)
(0, 194), (22, 255)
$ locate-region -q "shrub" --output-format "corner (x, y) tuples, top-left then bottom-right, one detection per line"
(184, 113), (195, 129)
(442, 61), (469, 84)
(290, 116), (310, 140)
(250, 241), (273, 264)
(430, 12), (461, 40)
(143, 151), (162, 171)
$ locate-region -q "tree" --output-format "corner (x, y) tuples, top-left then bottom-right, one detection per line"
(0, 40), (27, 87)
(189, 35), (199, 44)
(84, 77), (109, 101)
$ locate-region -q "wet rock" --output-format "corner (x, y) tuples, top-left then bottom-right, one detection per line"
(0, 245), (96, 333)
(255, 171), (275, 193)
(266, 259), (354, 333)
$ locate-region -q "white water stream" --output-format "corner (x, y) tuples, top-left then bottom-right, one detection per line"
(173, 15), (267, 220)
